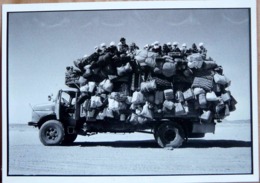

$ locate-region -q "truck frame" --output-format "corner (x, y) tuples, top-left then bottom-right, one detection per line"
(28, 88), (216, 148)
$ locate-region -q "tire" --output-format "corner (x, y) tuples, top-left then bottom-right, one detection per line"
(62, 133), (78, 145)
(154, 122), (185, 148)
(39, 120), (65, 146)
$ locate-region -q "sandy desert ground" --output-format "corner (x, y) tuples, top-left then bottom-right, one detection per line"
(7, 120), (252, 176)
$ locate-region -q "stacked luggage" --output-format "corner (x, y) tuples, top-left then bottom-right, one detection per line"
(65, 43), (237, 124)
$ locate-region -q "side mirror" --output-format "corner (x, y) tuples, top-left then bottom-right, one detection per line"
(48, 93), (53, 101)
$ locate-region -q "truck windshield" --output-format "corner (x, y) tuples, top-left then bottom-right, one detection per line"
(60, 90), (77, 106)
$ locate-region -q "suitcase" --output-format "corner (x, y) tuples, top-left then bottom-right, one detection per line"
(200, 110), (213, 123)
(183, 88), (195, 100)
(164, 89), (174, 100)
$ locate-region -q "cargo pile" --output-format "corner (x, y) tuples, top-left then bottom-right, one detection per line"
(65, 39), (237, 124)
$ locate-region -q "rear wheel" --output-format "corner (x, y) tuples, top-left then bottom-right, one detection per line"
(39, 120), (65, 146)
(154, 122), (185, 148)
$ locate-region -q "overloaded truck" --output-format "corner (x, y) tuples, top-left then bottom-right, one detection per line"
(28, 42), (237, 148)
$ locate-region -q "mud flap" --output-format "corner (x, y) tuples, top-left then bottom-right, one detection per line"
(192, 122), (215, 134)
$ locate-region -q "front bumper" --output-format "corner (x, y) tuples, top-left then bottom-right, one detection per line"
(28, 121), (38, 127)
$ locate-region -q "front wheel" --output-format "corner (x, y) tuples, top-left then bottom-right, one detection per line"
(154, 122), (185, 149)
(39, 120), (65, 146)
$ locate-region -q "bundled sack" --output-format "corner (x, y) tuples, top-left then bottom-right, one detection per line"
(153, 57), (165, 74)
(162, 62), (177, 77)
(126, 96), (132, 105)
(79, 76), (88, 86)
(193, 87), (205, 96)
(214, 73), (231, 86)
(221, 91), (231, 102)
(145, 52), (157, 68)
(104, 108), (114, 118)
(187, 53), (203, 62)
(192, 77), (213, 91)
(206, 91), (219, 102)
(99, 79), (113, 93)
(187, 54), (204, 69)
(96, 109), (106, 120)
(183, 68), (193, 77)
(163, 100), (175, 111)
(88, 81), (96, 93)
(80, 84), (89, 93)
(110, 92), (127, 102)
(140, 102), (153, 119)
(152, 76), (172, 89)
(129, 113), (139, 124)
(131, 91), (145, 104)
(108, 98), (127, 111)
(183, 103), (190, 114)
(198, 93), (207, 109)
(140, 80), (157, 93)
(164, 89), (174, 100)
(183, 88), (195, 101)
(83, 65), (92, 78)
(175, 91), (185, 103)
(175, 103), (186, 116)
(86, 109), (96, 121)
(100, 64), (115, 79)
(90, 96), (103, 108)
(96, 52), (112, 66)
(229, 95), (237, 112)
(138, 116), (148, 124)
(215, 98), (225, 113)
(145, 94), (155, 103)
(200, 110), (213, 123)
(203, 61), (218, 70)
(213, 83), (223, 94)
(155, 90), (164, 105)
(135, 49), (148, 63)
(117, 62), (133, 76)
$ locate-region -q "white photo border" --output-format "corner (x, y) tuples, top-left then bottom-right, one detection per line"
(2, 0), (258, 183)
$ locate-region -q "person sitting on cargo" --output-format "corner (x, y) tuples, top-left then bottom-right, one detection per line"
(162, 44), (171, 56)
(99, 43), (107, 55)
(198, 42), (207, 59)
(107, 41), (119, 57)
(127, 42), (139, 58)
(94, 46), (101, 54)
(172, 42), (181, 53)
(167, 42), (173, 52)
(143, 44), (149, 50)
(118, 37), (129, 56)
(167, 42), (181, 58)
(151, 41), (162, 56)
(181, 43), (191, 59)
(190, 43), (199, 53)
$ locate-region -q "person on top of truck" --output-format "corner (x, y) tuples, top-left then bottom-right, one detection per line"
(118, 37), (129, 56)
(99, 43), (107, 55)
(198, 42), (207, 59)
(166, 42), (173, 52)
(151, 41), (162, 55)
(181, 43), (191, 59)
(190, 43), (199, 53)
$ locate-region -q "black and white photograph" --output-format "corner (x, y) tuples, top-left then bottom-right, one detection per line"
(2, 0), (259, 183)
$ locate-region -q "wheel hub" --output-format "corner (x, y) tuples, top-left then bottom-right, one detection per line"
(164, 129), (176, 142)
(46, 128), (58, 140)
